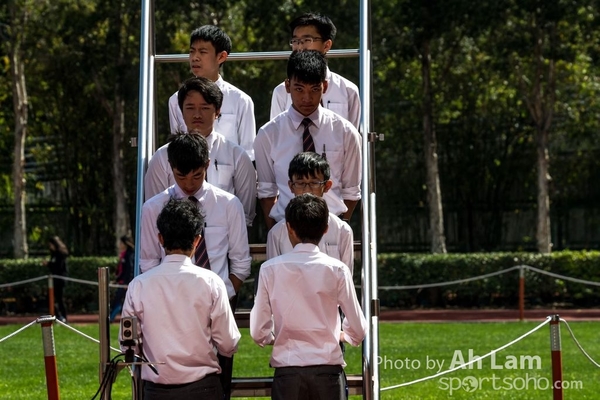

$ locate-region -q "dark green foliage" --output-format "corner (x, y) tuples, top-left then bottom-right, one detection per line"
(3, 252), (600, 315)
(370, 250), (600, 309)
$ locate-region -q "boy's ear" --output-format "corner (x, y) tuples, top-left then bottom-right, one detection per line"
(285, 78), (291, 94)
(286, 221), (300, 247)
(323, 179), (333, 193)
(217, 50), (228, 65)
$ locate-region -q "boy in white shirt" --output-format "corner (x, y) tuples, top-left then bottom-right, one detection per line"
(255, 50), (361, 230)
(270, 13), (361, 128)
(121, 198), (240, 399)
(168, 25), (256, 159)
(251, 194), (366, 400)
(146, 77), (257, 226)
(267, 152), (354, 273)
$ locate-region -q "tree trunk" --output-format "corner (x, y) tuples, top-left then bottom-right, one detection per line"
(112, 91), (130, 246)
(518, 25), (555, 254)
(421, 39), (447, 254)
(9, 4), (29, 259)
(536, 128), (551, 253)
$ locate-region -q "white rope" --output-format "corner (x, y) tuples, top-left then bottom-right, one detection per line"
(526, 266), (600, 287)
(559, 318), (600, 368)
(0, 319), (38, 343)
(0, 275), (49, 289)
(377, 266), (521, 290)
(55, 319), (121, 353)
(51, 275), (127, 289)
(381, 316), (552, 391)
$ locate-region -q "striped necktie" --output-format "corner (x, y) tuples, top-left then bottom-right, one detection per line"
(188, 196), (211, 270)
(301, 118), (316, 152)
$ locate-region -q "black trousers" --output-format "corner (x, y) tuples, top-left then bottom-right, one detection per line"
(271, 365), (346, 400)
(143, 373), (222, 400)
(54, 278), (67, 320)
(219, 295), (238, 400)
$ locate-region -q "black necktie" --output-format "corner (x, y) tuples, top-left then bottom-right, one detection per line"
(301, 118), (315, 152)
(188, 196), (211, 270)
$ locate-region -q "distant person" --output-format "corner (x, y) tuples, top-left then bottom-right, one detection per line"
(168, 25), (256, 160)
(254, 50), (361, 230)
(109, 235), (135, 322)
(43, 236), (69, 323)
(145, 76), (257, 226)
(270, 12), (361, 128)
(267, 152), (354, 273)
(251, 194), (366, 400)
(121, 198), (240, 400)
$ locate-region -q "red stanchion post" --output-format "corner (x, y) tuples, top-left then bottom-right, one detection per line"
(549, 314), (563, 400)
(38, 315), (60, 400)
(518, 265), (525, 321)
(48, 275), (55, 317)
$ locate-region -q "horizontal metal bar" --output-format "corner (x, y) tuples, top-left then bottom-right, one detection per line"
(155, 48), (359, 63)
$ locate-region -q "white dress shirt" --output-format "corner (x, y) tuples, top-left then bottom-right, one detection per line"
(143, 131), (257, 226)
(140, 182), (251, 299)
(120, 254), (240, 384)
(250, 243), (366, 367)
(267, 213), (354, 274)
(270, 67), (361, 128)
(169, 75), (256, 160)
(254, 106), (361, 222)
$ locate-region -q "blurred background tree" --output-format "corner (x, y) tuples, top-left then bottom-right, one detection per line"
(0, 0), (599, 257)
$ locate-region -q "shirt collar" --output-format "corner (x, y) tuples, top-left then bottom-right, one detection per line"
(204, 131), (217, 151)
(289, 106), (322, 130)
(292, 242), (320, 253)
(171, 181), (208, 201)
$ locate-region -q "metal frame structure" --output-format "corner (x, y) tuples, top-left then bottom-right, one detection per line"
(132, 1), (379, 398)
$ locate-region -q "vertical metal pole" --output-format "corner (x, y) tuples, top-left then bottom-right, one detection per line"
(48, 275), (55, 316)
(518, 265), (525, 321)
(360, 0), (379, 399)
(98, 267), (111, 398)
(38, 315), (60, 400)
(134, 0), (156, 277)
(549, 314), (563, 400)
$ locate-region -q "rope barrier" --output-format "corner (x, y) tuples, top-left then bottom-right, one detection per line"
(1, 265), (598, 293)
(378, 266), (522, 290)
(559, 318), (600, 368)
(381, 316), (552, 391)
(0, 275), (49, 288)
(0, 319), (38, 343)
(54, 275), (128, 289)
(55, 319), (122, 353)
(525, 266), (600, 287)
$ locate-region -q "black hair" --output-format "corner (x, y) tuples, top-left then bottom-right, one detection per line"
(288, 152), (331, 181)
(177, 76), (223, 112)
(286, 50), (327, 84)
(190, 25), (232, 55)
(48, 236), (69, 256)
(285, 193), (329, 244)
(167, 132), (210, 175)
(157, 198), (204, 251)
(289, 13), (337, 41)
(120, 235), (134, 250)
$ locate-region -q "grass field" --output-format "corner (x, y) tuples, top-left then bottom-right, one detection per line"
(0, 319), (598, 399)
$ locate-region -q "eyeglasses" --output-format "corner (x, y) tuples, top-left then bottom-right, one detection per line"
(289, 37), (323, 47)
(290, 181), (327, 190)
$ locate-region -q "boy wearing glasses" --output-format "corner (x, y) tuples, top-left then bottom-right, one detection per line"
(254, 50), (361, 230)
(251, 194), (366, 400)
(267, 152), (354, 273)
(168, 25), (256, 160)
(270, 13), (361, 128)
